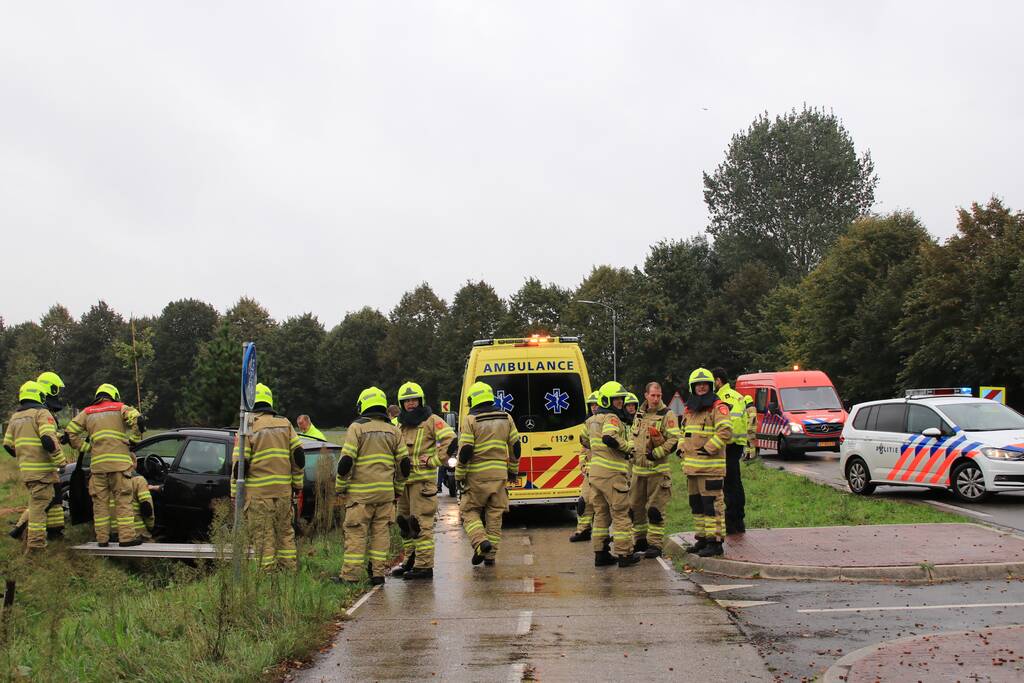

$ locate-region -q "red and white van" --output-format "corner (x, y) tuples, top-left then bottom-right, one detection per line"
(736, 370), (848, 459)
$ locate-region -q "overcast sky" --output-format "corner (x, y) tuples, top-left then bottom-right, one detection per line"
(2, 2), (1021, 327)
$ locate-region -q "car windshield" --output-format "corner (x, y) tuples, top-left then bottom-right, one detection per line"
(780, 386), (842, 411)
(302, 445), (341, 484)
(936, 402), (1024, 431)
(477, 372), (586, 432)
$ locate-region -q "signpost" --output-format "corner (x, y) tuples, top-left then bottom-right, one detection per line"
(234, 342), (257, 574)
(980, 386), (1006, 404)
(667, 391), (685, 418)
(440, 400), (451, 413)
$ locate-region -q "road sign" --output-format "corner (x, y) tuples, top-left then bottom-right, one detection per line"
(668, 391), (685, 417)
(240, 342), (258, 411)
(980, 386), (1006, 404)
(440, 400), (451, 413)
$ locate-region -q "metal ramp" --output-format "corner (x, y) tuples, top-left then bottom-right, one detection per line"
(73, 542), (252, 559)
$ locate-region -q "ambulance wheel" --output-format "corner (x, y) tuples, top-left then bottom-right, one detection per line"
(950, 461), (989, 503)
(777, 437), (792, 460)
(845, 457), (875, 495)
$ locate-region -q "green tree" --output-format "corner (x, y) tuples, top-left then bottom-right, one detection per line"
(318, 308), (391, 425)
(0, 323), (48, 414)
(504, 278), (569, 336)
(149, 299), (220, 426)
(179, 321), (240, 427)
(438, 281), (507, 400)
(225, 297), (276, 346)
(790, 212), (931, 402)
(39, 304), (76, 372)
(263, 313), (326, 420)
(63, 302), (130, 409)
(703, 107), (878, 277)
(378, 284), (449, 405)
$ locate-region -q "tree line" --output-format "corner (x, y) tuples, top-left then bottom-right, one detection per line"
(3, 108), (1021, 423)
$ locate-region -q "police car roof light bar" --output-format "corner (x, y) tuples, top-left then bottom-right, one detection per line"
(905, 387), (973, 399)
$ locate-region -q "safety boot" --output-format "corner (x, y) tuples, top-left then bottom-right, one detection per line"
(568, 528), (591, 542)
(402, 567), (433, 581)
(594, 550), (616, 567)
(119, 538), (144, 548)
(617, 552), (643, 568)
(688, 537), (708, 554)
(472, 540), (492, 566)
(8, 522), (27, 540)
(392, 552), (415, 577)
(633, 537), (650, 553)
(643, 546), (662, 559)
(696, 541), (723, 558)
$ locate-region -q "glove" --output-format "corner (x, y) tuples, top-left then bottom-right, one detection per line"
(292, 447), (306, 468)
(136, 415), (147, 432)
(446, 439), (459, 457)
(59, 432), (69, 445)
(398, 456), (412, 478)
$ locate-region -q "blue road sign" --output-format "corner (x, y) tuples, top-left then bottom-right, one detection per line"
(241, 342), (258, 410)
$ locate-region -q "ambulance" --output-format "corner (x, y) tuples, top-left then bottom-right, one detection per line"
(459, 335), (591, 506)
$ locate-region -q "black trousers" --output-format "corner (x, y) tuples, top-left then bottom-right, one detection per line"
(724, 444), (746, 533)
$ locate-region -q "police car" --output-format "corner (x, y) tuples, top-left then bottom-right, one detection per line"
(840, 388), (1024, 502)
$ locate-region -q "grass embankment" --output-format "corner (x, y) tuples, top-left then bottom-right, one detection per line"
(664, 458), (964, 535)
(0, 452), (381, 683)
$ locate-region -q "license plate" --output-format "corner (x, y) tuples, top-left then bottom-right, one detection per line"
(818, 441), (836, 447)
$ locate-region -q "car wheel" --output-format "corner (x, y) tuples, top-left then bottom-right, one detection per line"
(777, 436), (791, 461)
(951, 461), (989, 502)
(845, 457), (876, 495)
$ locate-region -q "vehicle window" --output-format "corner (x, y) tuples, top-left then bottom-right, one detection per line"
(906, 405), (947, 434)
(873, 404), (907, 432)
(767, 389), (779, 411)
(779, 386), (842, 411)
(755, 388), (768, 413)
(303, 446), (340, 484)
(177, 440), (228, 475)
(852, 406), (873, 430)
(136, 437), (184, 465)
(476, 372), (587, 432)
(936, 402), (1024, 431)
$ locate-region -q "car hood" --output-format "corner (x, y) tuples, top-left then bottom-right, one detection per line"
(790, 410), (845, 425)
(959, 430), (1024, 451)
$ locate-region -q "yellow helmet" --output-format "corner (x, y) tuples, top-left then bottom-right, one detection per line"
(356, 386), (388, 413)
(688, 367), (714, 391)
(19, 381), (45, 403)
(743, 394), (753, 405)
(37, 371), (64, 397)
(467, 381), (495, 409)
(95, 383), (120, 401)
(585, 391), (600, 406)
(397, 381), (425, 404)
(254, 383), (273, 407)
(625, 392), (639, 406)
(597, 381), (628, 409)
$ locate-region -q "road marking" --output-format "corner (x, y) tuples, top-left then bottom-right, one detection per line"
(799, 601), (1024, 614)
(521, 578), (535, 593)
(515, 610), (533, 636)
(701, 584), (755, 593)
(345, 585), (380, 617)
(508, 662), (526, 682)
(924, 500), (993, 518)
(656, 556), (674, 573)
(523, 554), (534, 565)
(715, 599), (777, 609)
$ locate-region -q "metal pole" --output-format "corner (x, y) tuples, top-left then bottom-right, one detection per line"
(611, 307), (618, 382)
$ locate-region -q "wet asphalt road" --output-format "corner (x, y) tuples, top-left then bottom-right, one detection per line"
(296, 497), (768, 682)
(765, 450), (1024, 533)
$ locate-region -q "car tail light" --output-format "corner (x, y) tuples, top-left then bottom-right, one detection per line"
(839, 435), (845, 444)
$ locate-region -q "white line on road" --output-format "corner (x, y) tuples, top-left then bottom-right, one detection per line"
(508, 662), (526, 682)
(924, 500), (994, 518)
(515, 610), (533, 636)
(657, 556), (674, 573)
(701, 584), (755, 593)
(716, 599), (777, 609)
(345, 585), (381, 617)
(799, 601), (1024, 614)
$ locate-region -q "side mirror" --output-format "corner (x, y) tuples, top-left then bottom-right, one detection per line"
(921, 427), (942, 438)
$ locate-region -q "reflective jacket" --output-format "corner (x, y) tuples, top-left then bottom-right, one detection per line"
(66, 401), (142, 473)
(630, 400), (680, 476)
(582, 410), (633, 481)
(336, 415), (408, 503)
(231, 411), (304, 498)
(680, 400), (732, 476)
(4, 404), (61, 483)
(399, 414), (455, 484)
(299, 422), (326, 441)
(456, 410), (520, 483)
(716, 383), (748, 446)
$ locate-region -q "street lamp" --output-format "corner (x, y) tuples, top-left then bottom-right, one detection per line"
(575, 299), (618, 382)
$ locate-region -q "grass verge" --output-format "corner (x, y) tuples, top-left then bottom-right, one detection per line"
(664, 458), (964, 536)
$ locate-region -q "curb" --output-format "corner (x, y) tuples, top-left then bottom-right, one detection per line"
(664, 533), (1024, 583)
(821, 625), (1024, 683)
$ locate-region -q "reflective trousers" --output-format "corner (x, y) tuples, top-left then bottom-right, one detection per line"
(591, 474), (633, 556)
(629, 473), (671, 549)
(247, 496), (296, 570)
(23, 481), (55, 549)
(89, 471), (135, 544)
(460, 478), (507, 560)
(687, 475), (725, 542)
(724, 444), (746, 534)
(342, 501), (392, 580)
(397, 480), (438, 569)
(574, 476), (594, 533)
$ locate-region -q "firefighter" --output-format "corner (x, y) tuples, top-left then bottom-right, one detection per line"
(713, 368), (748, 535)
(583, 381), (642, 568)
(681, 368), (732, 557)
(3, 382), (62, 550)
(66, 384), (144, 547)
(456, 381), (520, 566)
(628, 381), (680, 558)
(230, 383), (304, 570)
(623, 392), (640, 424)
(569, 391), (600, 542)
(105, 455), (156, 542)
(334, 387), (410, 585)
(743, 395), (757, 460)
(393, 381), (455, 581)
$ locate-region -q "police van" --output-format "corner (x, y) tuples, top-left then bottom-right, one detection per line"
(840, 388), (1024, 502)
(459, 335), (591, 506)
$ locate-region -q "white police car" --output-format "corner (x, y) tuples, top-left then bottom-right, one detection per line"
(840, 388), (1024, 502)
